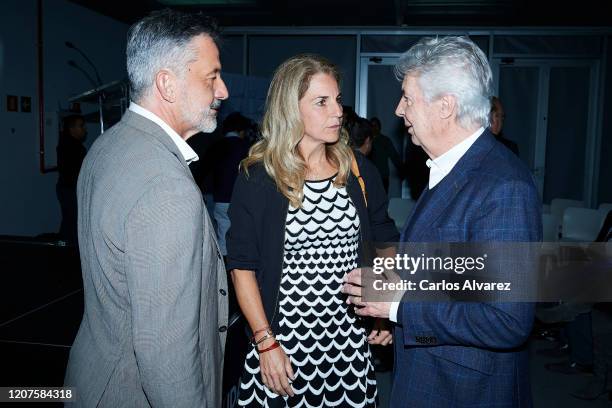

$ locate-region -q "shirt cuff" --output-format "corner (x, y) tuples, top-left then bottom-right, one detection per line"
(389, 301), (400, 323)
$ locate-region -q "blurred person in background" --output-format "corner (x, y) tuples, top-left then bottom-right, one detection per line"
(56, 114), (87, 242)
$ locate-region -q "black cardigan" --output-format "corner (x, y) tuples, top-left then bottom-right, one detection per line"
(226, 151), (399, 333)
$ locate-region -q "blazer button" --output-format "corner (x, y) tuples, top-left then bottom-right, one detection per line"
(219, 289), (227, 296)
(218, 325), (227, 332)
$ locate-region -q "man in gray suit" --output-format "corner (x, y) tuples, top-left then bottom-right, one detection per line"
(64, 10), (229, 407)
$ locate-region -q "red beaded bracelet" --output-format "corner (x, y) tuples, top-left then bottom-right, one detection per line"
(257, 341), (280, 354)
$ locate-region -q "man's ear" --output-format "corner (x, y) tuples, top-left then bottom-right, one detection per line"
(154, 69), (177, 103)
(439, 94), (456, 120)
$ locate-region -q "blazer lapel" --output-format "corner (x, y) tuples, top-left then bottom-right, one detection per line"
(403, 130), (497, 241)
(121, 110), (222, 252)
(121, 110), (192, 174)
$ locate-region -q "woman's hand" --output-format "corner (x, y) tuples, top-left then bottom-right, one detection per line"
(258, 338), (295, 397)
(367, 318), (393, 346)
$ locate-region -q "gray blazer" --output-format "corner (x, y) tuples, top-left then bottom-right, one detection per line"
(64, 111), (228, 407)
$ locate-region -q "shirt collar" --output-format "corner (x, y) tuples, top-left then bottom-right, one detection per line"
(128, 102), (199, 164)
(426, 127), (484, 189)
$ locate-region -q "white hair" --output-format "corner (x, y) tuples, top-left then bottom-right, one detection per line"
(394, 36), (493, 129)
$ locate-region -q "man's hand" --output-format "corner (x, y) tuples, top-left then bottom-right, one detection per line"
(368, 318), (393, 345)
(342, 268), (364, 305)
(342, 268), (392, 319)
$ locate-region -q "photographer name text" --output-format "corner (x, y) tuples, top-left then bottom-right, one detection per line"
(372, 279), (511, 292)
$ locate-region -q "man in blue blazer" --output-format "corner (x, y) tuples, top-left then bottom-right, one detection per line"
(343, 36), (542, 407)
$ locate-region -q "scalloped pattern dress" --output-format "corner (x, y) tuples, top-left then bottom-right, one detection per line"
(237, 176), (377, 408)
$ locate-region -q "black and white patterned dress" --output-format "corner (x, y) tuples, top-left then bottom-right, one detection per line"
(238, 175), (377, 408)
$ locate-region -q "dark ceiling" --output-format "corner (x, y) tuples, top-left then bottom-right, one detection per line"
(68, 0), (611, 27)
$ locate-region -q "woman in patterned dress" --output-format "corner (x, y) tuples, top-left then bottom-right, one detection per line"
(227, 54), (398, 408)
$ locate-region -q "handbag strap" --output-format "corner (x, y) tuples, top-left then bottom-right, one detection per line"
(350, 150), (367, 207)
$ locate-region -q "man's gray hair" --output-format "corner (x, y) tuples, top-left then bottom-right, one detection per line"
(127, 9), (220, 102)
(394, 36), (493, 129)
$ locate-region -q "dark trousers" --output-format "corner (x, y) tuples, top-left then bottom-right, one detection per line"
(560, 311), (594, 365)
(56, 184), (78, 242)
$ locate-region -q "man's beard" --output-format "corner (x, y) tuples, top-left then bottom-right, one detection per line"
(182, 95), (222, 134)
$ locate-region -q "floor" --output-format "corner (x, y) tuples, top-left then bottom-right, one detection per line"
(528, 309), (612, 408)
(1, 238), (610, 407)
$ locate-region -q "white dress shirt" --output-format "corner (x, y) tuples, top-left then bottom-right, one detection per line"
(388, 127), (484, 323)
(129, 102), (199, 164)
(425, 127), (484, 189)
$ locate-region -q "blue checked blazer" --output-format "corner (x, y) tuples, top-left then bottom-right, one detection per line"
(392, 130), (542, 408)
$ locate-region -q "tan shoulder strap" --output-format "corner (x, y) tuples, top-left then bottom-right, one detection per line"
(350, 150), (368, 207)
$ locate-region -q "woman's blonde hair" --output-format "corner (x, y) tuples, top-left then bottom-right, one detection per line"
(241, 54), (353, 208)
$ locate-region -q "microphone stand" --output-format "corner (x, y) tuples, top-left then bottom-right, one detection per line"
(65, 41), (102, 86)
(67, 60), (98, 89)
(65, 41), (105, 132)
